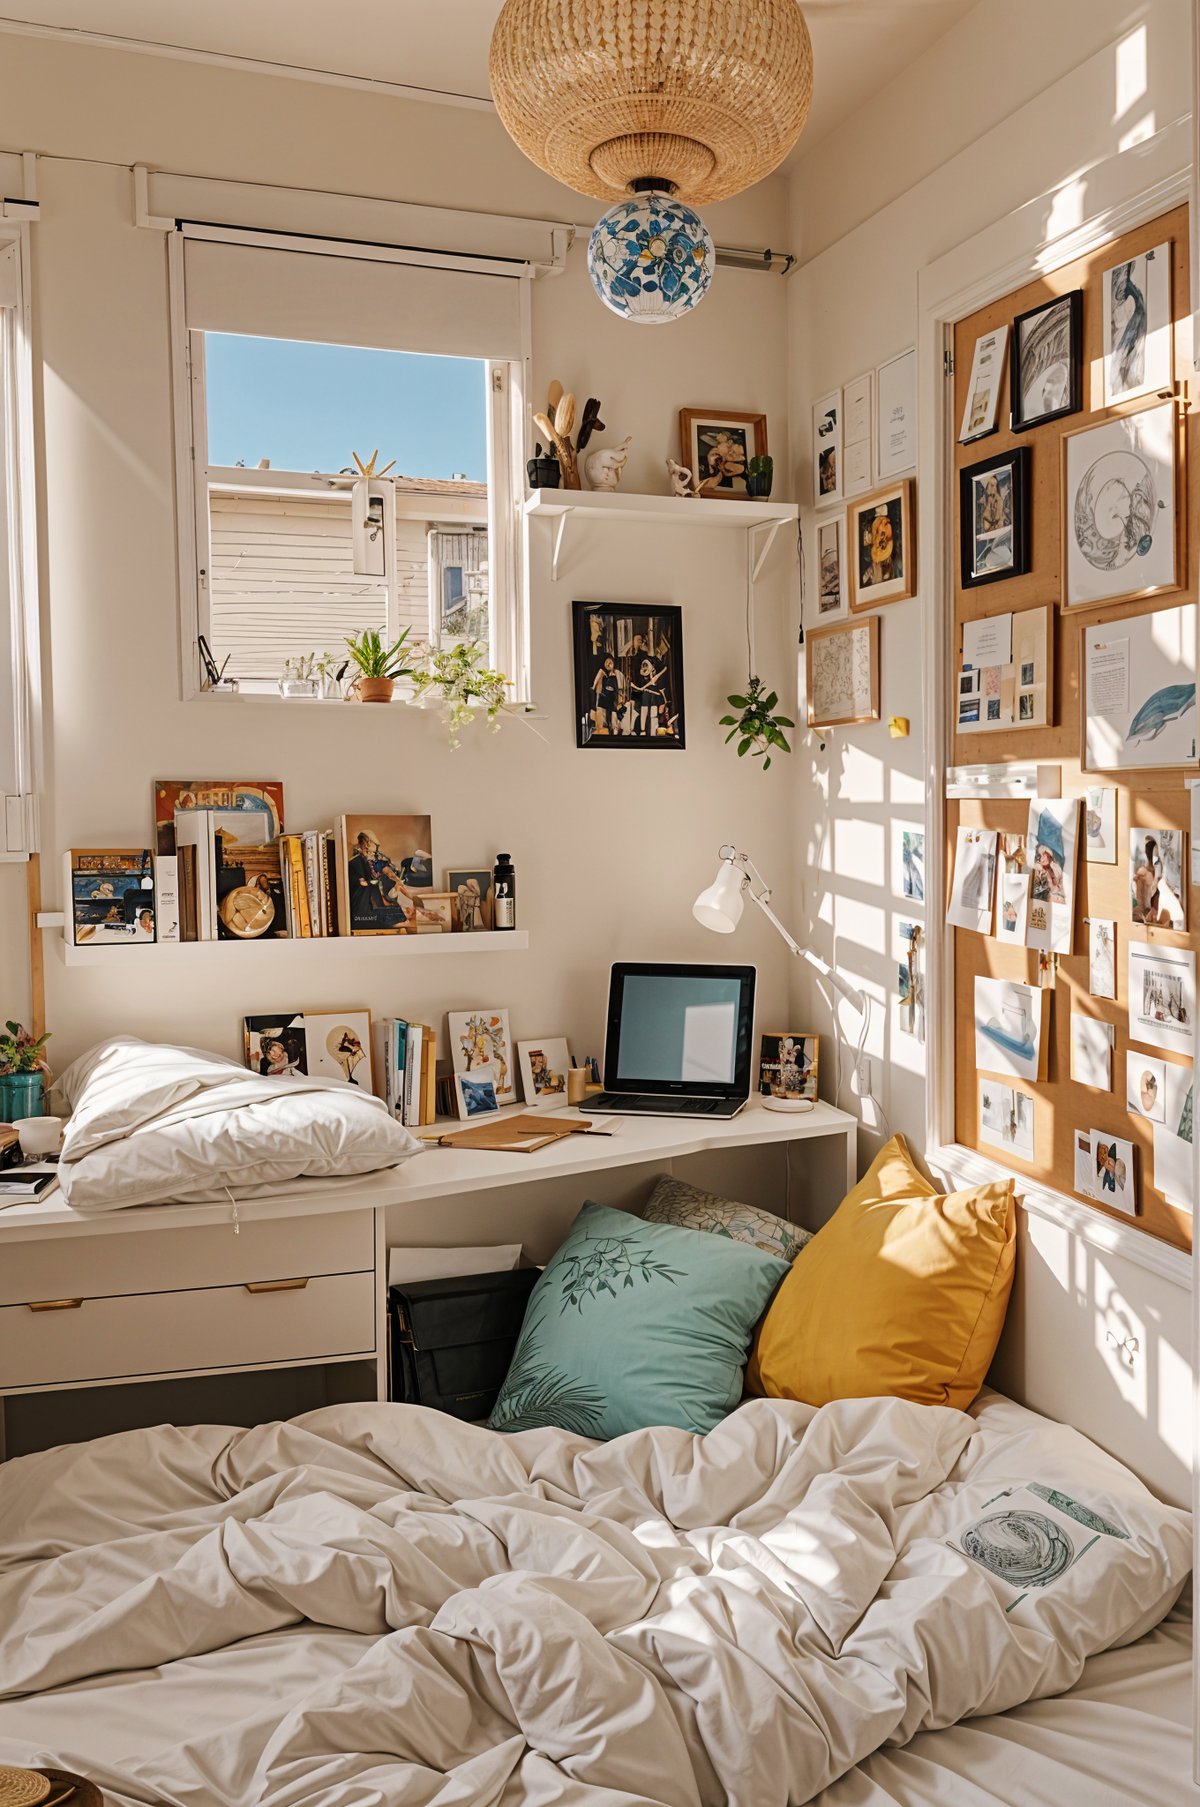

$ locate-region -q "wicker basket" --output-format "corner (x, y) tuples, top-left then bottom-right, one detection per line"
(489, 0), (814, 205)
(0, 1771), (50, 1807)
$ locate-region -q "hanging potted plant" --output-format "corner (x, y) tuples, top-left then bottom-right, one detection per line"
(0, 1021), (51, 1123)
(720, 675), (794, 771)
(343, 628), (419, 703)
(409, 641), (520, 749)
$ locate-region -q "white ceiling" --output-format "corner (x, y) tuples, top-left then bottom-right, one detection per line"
(0, 0), (977, 163)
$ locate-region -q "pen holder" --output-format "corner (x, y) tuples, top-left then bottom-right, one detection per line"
(567, 1067), (590, 1106)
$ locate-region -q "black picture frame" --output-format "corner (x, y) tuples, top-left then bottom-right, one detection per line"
(959, 445), (1032, 589)
(1010, 290), (1083, 431)
(572, 601), (685, 749)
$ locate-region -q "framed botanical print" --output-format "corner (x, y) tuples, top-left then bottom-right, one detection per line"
(572, 600), (685, 748)
(807, 616), (880, 728)
(1062, 398), (1182, 610)
(848, 479), (915, 610)
(679, 409), (767, 501)
(1010, 290), (1082, 431)
(959, 446), (1031, 589)
(1102, 241), (1172, 406)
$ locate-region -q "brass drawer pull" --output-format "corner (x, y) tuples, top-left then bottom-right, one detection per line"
(243, 1277), (310, 1294)
(29, 1297), (83, 1312)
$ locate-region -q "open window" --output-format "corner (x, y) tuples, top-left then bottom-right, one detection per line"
(170, 233), (528, 700)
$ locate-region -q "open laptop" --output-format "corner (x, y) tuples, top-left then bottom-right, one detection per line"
(587, 962), (757, 1120)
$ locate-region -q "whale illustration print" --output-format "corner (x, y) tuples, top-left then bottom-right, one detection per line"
(1128, 683), (1196, 742)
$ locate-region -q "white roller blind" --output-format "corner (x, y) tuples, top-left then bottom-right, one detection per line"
(183, 236), (525, 360)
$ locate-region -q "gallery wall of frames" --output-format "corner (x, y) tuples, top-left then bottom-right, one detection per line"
(949, 203), (1195, 1253)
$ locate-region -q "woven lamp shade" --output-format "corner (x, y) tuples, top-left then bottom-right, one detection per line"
(489, 0), (814, 205)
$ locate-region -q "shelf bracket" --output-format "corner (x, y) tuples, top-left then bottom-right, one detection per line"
(749, 517), (787, 582)
(549, 509), (572, 583)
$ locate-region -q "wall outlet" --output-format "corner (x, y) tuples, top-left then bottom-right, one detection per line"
(851, 1057), (871, 1098)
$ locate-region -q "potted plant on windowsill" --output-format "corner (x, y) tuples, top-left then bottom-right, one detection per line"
(344, 628), (419, 703)
(409, 641), (520, 749)
(0, 1021), (51, 1123)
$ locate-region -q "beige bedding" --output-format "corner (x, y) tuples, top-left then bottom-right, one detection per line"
(0, 1391), (1189, 1805)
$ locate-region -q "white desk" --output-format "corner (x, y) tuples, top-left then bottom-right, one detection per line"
(0, 1098), (856, 1433)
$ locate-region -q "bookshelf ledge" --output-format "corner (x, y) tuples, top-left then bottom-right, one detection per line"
(37, 916), (530, 964)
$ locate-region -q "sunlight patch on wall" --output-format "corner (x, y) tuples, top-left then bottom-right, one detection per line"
(834, 745), (885, 806)
(1157, 1336), (1192, 1468)
(888, 768), (925, 807)
(833, 817), (885, 885)
(1114, 24), (1148, 122)
(832, 895), (885, 961)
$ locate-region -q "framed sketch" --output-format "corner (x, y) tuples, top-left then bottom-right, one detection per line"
(679, 408), (767, 501)
(572, 601), (685, 749)
(959, 446), (1030, 589)
(807, 616), (880, 728)
(841, 371), (874, 496)
(848, 479), (915, 609)
(959, 325), (1008, 442)
(1082, 603), (1197, 773)
(812, 390), (842, 505)
(1102, 241), (1172, 406)
(815, 515), (848, 620)
(1010, 290), (1082, 430)
(517, 1037), (572, 1105)
(1062, 399), (1182, 610)
(876, 348), (916, 478)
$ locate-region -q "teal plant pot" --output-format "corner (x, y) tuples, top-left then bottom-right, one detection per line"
(0, 1071), (44, 1122)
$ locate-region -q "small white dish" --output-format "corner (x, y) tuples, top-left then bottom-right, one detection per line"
(13, 1115), (65, 1157)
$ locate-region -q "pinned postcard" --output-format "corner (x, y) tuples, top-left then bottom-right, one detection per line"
(1089, 1130), (1137, 1217)
(1153, 1063), (1194, 1211)
(1126, 1051), (1167, 1123)
(1129, 826), (1188, 931)
(974, 977), (1050, 1083)
(948, 826), (998, 934)
(1089, 919), (1116, 1000)
(1084, 786), (1117, 865)
(978, 1077), (1034, 1162)
(1071, 1016), (1113, 1092)
(1127, 941), (1196, 1059)
(1073, 1128), (1097, 1200)
(1026, 797), (1081, 955)
(996, 871), (1030, 947)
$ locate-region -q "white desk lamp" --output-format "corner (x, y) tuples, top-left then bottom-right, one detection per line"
(693, 844), (867, 1113)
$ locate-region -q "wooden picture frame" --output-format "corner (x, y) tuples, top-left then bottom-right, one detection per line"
(1010, 289), (1083, 431)
(848, 479), (916, 610)
(679, 408), (768, 501)
(807, 616), (880, 728)
(1079, 603), (1199, 776)
(959, 446), (1031, 589)
(1061, 397), (1185, 612)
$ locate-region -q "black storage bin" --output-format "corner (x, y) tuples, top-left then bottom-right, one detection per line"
(388, 1267), (539, 1421)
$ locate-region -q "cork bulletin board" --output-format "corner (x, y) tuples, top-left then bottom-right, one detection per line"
(950, 203), (1195, 1253)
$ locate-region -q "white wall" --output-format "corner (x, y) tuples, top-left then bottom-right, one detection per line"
(786, 0), (1194, 1159)
(0, 32), (798, 1077)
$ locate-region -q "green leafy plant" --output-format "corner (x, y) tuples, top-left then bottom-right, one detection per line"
(280, 652), (320, 684)
(343, 627), (419, 681)
(0, 1021), (51, 1076)
(721, 674), (794, 772)
(410, 640), (517, 748)
(746, 453), (774, 498)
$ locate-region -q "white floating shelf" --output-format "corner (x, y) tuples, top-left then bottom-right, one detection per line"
(524, 488), (798, 582)
(40, 919), (529, 966)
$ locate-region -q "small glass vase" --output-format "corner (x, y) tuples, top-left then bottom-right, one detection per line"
(0, 1071), (44, 1123)
(279, 677), (320, 699)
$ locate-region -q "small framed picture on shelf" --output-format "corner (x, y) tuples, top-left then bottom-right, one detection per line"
(409, 892), (454, 933)
(807, 616), (880, 728)
(455, 1063), (501, 1121)
(1102, 241), (1172, 406)
(1062, 398), (1182, 611)
(446, 867), (494, 931)
(848, 479), (915, 609)
(757, 1032), (819, 1103)
(679, 408), (767, 501)
(517, 1037), (572, 1105)
(959, 446), (1030, 589)
(1010, 290), (1082, 431)
(573, 600), (685, 749)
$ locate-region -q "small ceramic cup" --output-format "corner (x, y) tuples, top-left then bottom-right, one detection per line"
(566, 1068), (590, 1106)
(14, 1115), (65, 1158)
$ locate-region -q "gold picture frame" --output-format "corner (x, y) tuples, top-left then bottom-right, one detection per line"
(1060, 396), (1186, 612)
(807, 616), (880, 728)
(848, 478), (916, 610)
(679, 408), (768, 500)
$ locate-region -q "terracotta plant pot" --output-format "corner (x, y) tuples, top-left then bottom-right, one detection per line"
(356, 676), (395, 704)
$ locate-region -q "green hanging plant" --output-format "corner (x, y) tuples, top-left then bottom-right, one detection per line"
(720, 675), (794, 772)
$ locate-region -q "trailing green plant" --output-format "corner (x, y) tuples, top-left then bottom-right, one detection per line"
(0, 1021), (51, 1076)
(343, 627), (419, 681)
(720, 675), (794, 772)
(410, 640), (517, 749)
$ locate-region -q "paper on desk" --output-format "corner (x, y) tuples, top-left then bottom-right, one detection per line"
(389, 1245), (522, 1285)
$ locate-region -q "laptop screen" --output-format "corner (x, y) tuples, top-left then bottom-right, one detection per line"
(604, 963), (756, 1097)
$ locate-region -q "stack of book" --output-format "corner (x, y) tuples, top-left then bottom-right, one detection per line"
(373, 1018), (438, 1127)
(278, 831), (339, 937)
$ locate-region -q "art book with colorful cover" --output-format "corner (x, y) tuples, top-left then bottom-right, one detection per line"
(243, 1011), (373, 1090)
(68, 849), (156, 945)
(335, 814), (435, 935)
(153, 779), (285, 856)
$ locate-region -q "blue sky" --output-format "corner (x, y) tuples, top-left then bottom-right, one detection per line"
(204, 333), (488, 480)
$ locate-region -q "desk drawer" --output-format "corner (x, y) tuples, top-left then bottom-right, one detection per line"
(0, 1210), (375, 1309)
(0, 1270), (376, 1391)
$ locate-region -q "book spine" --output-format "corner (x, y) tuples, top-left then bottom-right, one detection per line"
(334, 819), (351, 936)
(421, 1027), (436, 1126)
(393, 1019), (407, 1122)
(285, 837), (312, 937)
(403, 1024), (422, 1126)
(154, 855), (179, 943)
(303, 833), (322, 936)
(178, 844), (197, 941)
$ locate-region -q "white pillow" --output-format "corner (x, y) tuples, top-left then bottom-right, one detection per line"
(56, 1036), (423, 1210)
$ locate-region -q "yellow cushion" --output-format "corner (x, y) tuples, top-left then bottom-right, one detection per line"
(747, 1134), (1016, 1411)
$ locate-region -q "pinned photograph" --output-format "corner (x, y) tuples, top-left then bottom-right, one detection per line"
(455, 1063), (501, 1121)
(1026, 797), (1081, 955)
(978, 1078), (1035, 1162)
(1071, 1017), (1113, 1092)
(1126, 1051), (1167, 1123)
(1090, 1131), (1137, 1217)
(518, 1037), (572, 1106)
(974, 977), (1049, 1083)
(901, 828), (925, 901)
(1129, 827), (1187, 930)
(1102, 241), (1172, 406)
(996, 871), (1030, 947)
(1127, 941), (1195, 1058)
(1011, 290), (1082, 431)
(947, 826), (998, 934)
(1089, 918), (1116, 1000)
(1084, 787), (1117, 864)
(897, 922), (924, 1042)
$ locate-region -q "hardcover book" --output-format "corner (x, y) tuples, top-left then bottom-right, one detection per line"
(153, 779), (285, 856)
(68, 849), (156, 946)
(243, 1011), (373, 1089)
(335, 814), (435, 935)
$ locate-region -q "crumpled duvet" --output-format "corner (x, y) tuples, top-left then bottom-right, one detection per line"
(0, 1390), (1188, 1806)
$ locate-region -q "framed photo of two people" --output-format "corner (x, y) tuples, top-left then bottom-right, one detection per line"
(573, 601), (686, 749)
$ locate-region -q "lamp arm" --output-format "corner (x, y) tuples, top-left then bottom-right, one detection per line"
(722, 846), (867, 1016)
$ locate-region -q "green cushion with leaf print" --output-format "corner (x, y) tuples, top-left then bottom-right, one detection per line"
(488, 1201), (789, 1440)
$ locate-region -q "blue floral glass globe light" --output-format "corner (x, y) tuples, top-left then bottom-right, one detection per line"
(588, 188), (715, 325)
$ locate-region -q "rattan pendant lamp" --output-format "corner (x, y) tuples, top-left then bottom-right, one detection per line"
(489, 0), (814, 322)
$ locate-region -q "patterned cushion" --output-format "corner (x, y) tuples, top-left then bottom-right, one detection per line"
(643, 1175), (811, 1263)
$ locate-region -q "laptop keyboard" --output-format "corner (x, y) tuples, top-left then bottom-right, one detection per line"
(588, 1093), (730, 1115)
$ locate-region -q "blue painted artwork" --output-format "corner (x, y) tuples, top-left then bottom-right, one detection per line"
(588, 194), (714, 325)
(976, 1016), (1036, 1065)
(1128, 683), (1196, 742)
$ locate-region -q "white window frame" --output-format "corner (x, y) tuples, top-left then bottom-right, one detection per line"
(0, 223), (41, 859)
(167, 232), (530, 702)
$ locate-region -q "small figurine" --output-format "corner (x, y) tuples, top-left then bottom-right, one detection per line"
(585, 436), (632, 491)
(667, 457), (698, 498)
